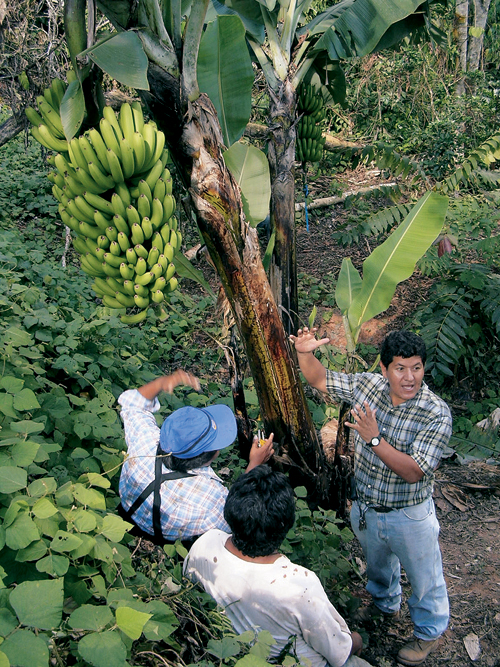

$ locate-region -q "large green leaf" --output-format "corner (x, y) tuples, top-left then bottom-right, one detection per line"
(1, 630), (49, 667)
(87, 32), (149, 90)
(347, 191), (448, 340)
(61, 80), (85, 141)
(308, 0), (432, 58)
(223, 142), (271, 226)
(197, 15), (253, 147)
(335, 258), (362, 314)
(9, 578), (63, 630)
(0, 466), (27, 493)
(174, 253), (216, 297)
(210, 0), (266, 43)
(78, 631), (128, 667)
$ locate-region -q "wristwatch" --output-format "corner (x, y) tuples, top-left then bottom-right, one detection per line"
(369, 435), (381, 447)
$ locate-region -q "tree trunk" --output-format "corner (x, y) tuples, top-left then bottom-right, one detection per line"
(454, 0), (469, 96)
(267, 81), (299, 336)
(0, 114), (25, 147)
(468, 0), (492, 71)
(142, 66), (332, 505)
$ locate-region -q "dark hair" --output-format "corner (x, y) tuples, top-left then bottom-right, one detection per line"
(224, 465), (295, 558)
(165, 451), (215, 472)
(380, 330), (426, 368)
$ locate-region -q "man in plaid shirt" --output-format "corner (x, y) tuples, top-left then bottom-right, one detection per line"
(290, 329), (451, 667)
(118, 370), (274, 545)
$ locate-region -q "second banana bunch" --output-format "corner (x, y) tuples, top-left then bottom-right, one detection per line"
(296, 83), (326, 164)
(26, 83), (179, 325)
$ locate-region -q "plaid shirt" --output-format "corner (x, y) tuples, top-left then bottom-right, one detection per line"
(325, 371), (452, 508)
(118, 389), (230, 540)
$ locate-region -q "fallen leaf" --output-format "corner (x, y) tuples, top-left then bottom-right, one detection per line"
(463, 632), (481, 660)
(441, 484), (469, 512)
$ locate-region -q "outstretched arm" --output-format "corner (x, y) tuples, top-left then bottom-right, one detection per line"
(138, 370), (201, 400)
(289, 327), (330, 393)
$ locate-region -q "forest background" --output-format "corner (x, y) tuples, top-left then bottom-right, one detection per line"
(0, 1), (500, 667)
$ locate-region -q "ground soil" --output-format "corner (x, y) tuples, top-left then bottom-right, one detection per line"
(183, 165), (500, 666)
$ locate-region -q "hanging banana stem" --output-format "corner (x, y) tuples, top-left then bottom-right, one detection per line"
(302, 166), (309, 233)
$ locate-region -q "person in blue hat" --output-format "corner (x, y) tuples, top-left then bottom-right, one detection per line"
(117, 370), (274, 545)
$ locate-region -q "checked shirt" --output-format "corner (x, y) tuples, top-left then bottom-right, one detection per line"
(325, 371), (452, 508)
(118, 389), (230, 540)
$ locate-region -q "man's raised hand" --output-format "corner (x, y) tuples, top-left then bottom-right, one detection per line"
(289, 327), (330, 354)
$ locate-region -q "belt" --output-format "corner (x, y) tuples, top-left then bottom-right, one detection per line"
(371, 506), (394, 513)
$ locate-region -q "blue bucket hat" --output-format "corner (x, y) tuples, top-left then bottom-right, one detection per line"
(159, 404), (237, 459)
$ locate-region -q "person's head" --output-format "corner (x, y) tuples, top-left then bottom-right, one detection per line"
(159, 404), (237, 471)
(380, 331), (426, 406)
(224, 465), (295, 558)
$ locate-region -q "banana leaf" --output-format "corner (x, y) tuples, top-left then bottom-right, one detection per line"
(60, 80), (85, 141)
(223, 142), (271, 226)
(347, 191), (449, 341)
(335, 258), (362, 315)
(197, 14), (253, 147)
(86, 32), (150, 91)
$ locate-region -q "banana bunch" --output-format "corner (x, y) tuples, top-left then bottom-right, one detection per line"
(25, 78), (69, 153)
(27, 95), (180, 325)
(296, 83), (326, 163)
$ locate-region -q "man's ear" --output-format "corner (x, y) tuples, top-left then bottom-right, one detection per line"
(380, 361), (388, 378)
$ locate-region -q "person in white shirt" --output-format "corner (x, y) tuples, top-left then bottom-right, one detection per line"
(183, 465), (372, 667)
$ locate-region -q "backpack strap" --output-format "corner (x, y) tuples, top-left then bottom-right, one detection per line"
(121, 443), (194, 541)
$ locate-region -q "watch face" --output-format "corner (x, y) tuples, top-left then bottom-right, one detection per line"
(370, 437), (380, 447)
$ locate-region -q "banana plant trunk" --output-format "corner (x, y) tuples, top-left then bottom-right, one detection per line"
(267, 80), (299, 336)
(142, 66), (331, 504)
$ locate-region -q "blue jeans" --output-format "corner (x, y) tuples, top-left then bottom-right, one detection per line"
(350, 497), (449, 640)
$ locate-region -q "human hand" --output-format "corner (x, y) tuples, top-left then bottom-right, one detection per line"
(289, 327), (330, 354)
(162, 370), (201, 394)
(345, 401), (380, 444)
(247, 433), (274, 471)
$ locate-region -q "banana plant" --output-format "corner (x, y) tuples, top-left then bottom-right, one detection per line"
(59, 0), (448, 507)
(208, 0), (446, 334)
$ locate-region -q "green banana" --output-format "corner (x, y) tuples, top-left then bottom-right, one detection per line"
(76, 166), (105, 195)
(84, 191), (115, 216)
(69, 138), (89, 172)
(137, 194), (151, 219)
(134, 257), (147, 276)
(141, 217), (153, 240)
(100, 117), (122, 157)
(36, 96), (65, 137)
(119, 102), (135, 142)
(162, 194), (176, 222)
(131, 101), (145, 134)
(135, 270), (154, 286)
(84, 252), (106, 273)
(74, 195), (98, 221)
(109, 241), (122, 257)
(164, 262), (176, 282)
(126, 247), (138, 265)
(88, 128), (111, 172)
(145, 159), (163, 191)
(134, 283), (149, 297)
(151, 290), (164, 304)
(150, 263), (163, 280)
(94, 210), (112, 232)
(134, 244), (148, 260)
(79, 134), (105, 173)
(103, 106), (124, 141)
(119, 263), (135, 280)
(152, 276), (167, 292)
(147, 246), (160, 267)
(131, 222), (145, 246)
(115, 182), (132, 207)
(122, 280), (136, 295)
(97, 235), (110, 249)
(105, 226), (118, 242)
(79, 220), (100, 239)
(160, 225), (171, 245)
(25, 106), (44, 127)
(103, 295), (124, 309)
(36, 124), (68, 152)
(169, 215), (178, 231)
(88, 162), (115, 191)
(113, 213), (129, 235)
(151, 231), (164, 253)
(163, 243), (174, 264)
(134, 293), (150, 309)
(64, 175), (86, 197)
(132, 131), (146, 172)
(153, 178), (166, 201)
(111, 192), (127, 218)
(166, 276), (178, 293)
(72, 236), (89, 255)
(94, 276), (116, 297)
(102, 261), (122, 278)
(117, 232), (131, 253)
(115, 291), (136, 307)
(120, 137), (135, 178)
(120, 310), (148, 325)
(106, 148), (125, 183)
(104, 252), (124, 268)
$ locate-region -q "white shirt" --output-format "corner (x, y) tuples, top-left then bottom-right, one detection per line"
(183, 529), (353, 667)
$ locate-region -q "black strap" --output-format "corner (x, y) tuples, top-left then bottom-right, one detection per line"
(121, 443), (194, 541)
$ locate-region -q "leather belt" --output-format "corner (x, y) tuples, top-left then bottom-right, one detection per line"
(371, 506), (394, 513)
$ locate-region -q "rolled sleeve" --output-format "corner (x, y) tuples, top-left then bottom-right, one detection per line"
(410, 415), (453, 476)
